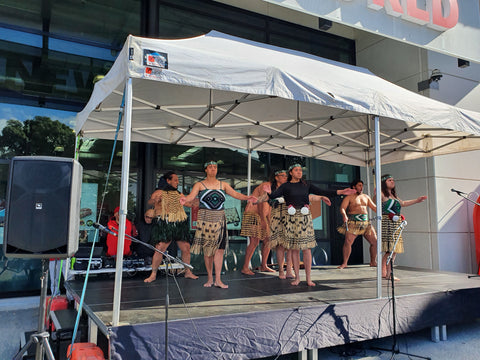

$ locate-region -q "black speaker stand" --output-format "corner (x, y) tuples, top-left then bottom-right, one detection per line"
(13, 259), (56, 360)
(373, 259), (431, 360)
(373, 221), (431, 360)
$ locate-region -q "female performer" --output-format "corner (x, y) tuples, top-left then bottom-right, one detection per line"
(265, 169), (294, 279)
(180, 161), (257, 289)
(265, 164), (354, 286)
(144, 171), (198, 282)
(376, 174), (427, 280)
(240, 180), (274, 275)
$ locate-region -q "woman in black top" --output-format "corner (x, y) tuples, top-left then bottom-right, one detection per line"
(266, 164), (354, 286)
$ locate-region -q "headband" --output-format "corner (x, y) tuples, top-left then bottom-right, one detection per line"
(275, 170), (286, 175)
(288, 164), (302, 171)
(204, 161), (217, 168)
(381, 174), (393, 182)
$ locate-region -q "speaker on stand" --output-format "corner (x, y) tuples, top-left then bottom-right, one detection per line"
(4, 156), (82, 258)
(4, 156), (83, 360)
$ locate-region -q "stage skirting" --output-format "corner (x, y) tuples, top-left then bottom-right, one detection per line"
(65, 267), (480, 359)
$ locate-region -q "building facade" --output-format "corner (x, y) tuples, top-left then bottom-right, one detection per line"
(0, 0), (479, 297)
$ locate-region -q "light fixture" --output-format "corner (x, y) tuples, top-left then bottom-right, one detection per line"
(458, 58), (470, 68)
(417, 69), (443, 92)
(318, 18), (332, 31)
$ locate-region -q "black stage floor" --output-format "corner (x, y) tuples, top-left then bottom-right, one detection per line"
(65, 266), (480, 359)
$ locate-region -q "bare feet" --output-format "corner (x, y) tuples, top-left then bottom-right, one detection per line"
(213, 281), (229, 289)
(184, 271), (199, 279)
(291, 279), (301, 286)
(144, 274), (157, 283)
(286, 272), (295, 279)
(370, 262), (377, 267)
(337, 264), (347, 269)
(203, 281), (214, 287)
(278, 272), (286, 279)
(307, 281), (316, 287)
(241, 268), (255, 276)
(383, 275), (399, 281)
(260, 266), (275, 273)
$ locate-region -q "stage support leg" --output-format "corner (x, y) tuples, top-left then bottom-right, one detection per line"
(297, 349), (318, 360)
(431, 325), (448, 342)
(441, 325), (447, 341)
(88, 318), (98, 343)
(431, 326), (440, 343)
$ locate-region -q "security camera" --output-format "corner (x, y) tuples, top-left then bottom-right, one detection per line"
(430, 69), (443, 82)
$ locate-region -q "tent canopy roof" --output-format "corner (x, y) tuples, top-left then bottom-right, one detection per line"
(76, 32), (480, 167)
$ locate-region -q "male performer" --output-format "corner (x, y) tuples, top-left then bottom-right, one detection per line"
(337, 180), (377, 269)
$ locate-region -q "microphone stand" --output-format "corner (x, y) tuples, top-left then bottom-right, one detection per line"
(451, 192), (480, 278)
(374, 220), (431, 360)
(101, 225), (192, 360)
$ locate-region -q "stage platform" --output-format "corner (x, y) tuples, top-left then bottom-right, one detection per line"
(65, 265), (480, 359)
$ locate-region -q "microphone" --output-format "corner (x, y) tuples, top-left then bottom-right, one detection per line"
(451, 188), (466, 195)
(93, 223), (116, 236)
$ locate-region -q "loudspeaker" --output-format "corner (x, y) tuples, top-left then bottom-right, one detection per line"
(4, 156), (82, 258)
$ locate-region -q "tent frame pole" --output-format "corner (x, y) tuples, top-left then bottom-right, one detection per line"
(247, 136), (252, 195)
(374, 115), (382, 299)
(112, 77), (133, 326)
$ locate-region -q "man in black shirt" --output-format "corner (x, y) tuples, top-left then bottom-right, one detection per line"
(134, 209), (155, 264)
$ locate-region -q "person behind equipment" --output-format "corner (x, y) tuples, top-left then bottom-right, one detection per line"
(106, 206), (133, 257)
(134, 209), (155, 264)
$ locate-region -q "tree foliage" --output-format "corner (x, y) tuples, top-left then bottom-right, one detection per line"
(0, 116), (75, 158)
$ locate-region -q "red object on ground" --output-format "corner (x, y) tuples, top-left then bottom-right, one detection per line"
(67, 342), (105, 360)
(45, 295), (69, 331)
(473, 195), (480, 275)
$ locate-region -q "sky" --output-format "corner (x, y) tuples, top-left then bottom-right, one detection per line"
(0, 103), (77, 132)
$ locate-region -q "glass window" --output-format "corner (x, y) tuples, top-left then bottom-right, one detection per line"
(78, 139), (139, 225)
(0, 0), (139, 49)
(157, 0), (355, 64)
(157, 144), (269, 184)
(0, 0), (136, 110)
(0, 39), (114, 110)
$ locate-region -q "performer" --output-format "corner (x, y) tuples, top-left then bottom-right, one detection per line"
(375, 174), (427, 280)
(266, 169), (295, 279)
(240, 181), (274, 275)
(144, 171), (198, 282)
(337, 179), (377, 269)
(265, 170), (325, 279)
(106, 206), (132, 257)
(265, 164), (354, 286)
(180, 161), (257, 289)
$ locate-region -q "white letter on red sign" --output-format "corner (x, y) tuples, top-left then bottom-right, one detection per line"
(401, 0), (429, 25)
(428, 0), (459, 30)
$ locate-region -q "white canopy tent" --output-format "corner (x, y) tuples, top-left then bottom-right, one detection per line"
(76, 32), (480, 326)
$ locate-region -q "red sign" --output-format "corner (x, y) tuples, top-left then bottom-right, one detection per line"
(367, 0), (459, 31)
